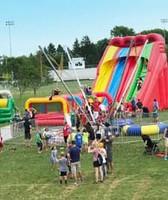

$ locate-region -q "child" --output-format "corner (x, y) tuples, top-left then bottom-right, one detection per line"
(35, 129), (43, 153)
(57, 152), (68, 185)
(98, 142), (107, 178)
(0, 131), (3, 152)
(152, 107), (159, 123)
(49, 145), (57, 171)
(82, 128), (89, 151)
(43, 127), (51, 150)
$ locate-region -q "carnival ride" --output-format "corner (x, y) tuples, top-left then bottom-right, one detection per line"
(25, 33), (168, 127)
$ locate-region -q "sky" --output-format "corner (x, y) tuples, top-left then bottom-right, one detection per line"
(0, 0), (168, 57)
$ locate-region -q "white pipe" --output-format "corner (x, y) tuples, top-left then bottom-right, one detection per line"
(39, 46), (92, 124)
(64, 46), (95, 123)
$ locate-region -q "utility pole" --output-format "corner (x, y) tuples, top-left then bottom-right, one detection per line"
(6, 21), (15, 57)
(161, 19), (168, 43)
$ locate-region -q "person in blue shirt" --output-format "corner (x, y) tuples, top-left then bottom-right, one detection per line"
(75, 129), (83, 149)
(67, 140), (83, 186)
(131, 97), (137, 112)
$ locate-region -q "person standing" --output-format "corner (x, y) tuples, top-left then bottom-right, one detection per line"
(23, 109), (31, 119)
(104, 122), (112, 137)
(98, 142), (107, 178)
(49, 145), (57, 171)
(136, 99), (143, 121)
(117, 102), (125, 120)
(57, 152), (68, 185)
(0, 131), (3, 152)
(92, 97), (101, 120)
(63, 122), (70, 145)
(153, 99), (159, 110)
(13, 109), (21, 132)
(85, 122), (95, 146)
(23, 118), (32, 147)
(105, 135), (115, 174)
(152, 106), (159, 123)
(163, 127), (168, 160)
(82, 128), (89, 151)
(67, 140), (83, 186)
(29, 107), (37, 129)
(75, 129), (83, 149)
(88, 142), (104, 184)
(35, 129), (43, 153)
(131, 97), (137, 113)
(43, 127), (52, 150)
(70, 109), (76, 127)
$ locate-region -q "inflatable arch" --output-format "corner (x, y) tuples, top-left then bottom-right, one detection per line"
(25, 97), (69, 126)
(67, 95), (83, 107)
(25, 97), (68, 114)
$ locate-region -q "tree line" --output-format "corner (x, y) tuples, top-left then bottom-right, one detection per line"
(0, 26), (167, 108)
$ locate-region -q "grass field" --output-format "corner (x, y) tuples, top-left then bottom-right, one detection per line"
(0, 130), (168, 200)
(1, 81), (168, 199)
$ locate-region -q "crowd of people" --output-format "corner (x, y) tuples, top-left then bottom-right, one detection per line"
(32, 120), (117, 186)
(115, 97), (160, 123)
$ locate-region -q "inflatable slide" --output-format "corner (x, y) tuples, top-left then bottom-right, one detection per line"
(0, 90), (16, 123)
(92, 33), (168, 111)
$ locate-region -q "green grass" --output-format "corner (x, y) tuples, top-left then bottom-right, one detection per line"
(0, 132), (168, 200)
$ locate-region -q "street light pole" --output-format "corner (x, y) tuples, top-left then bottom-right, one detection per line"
(6, 21), (15, 57)
(161, 19), (168, 42)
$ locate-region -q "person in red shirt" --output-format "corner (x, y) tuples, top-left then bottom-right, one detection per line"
(63, 122), (70, 145)
(92, 97), (101, 120)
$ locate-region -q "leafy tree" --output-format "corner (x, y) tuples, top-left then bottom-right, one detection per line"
(80, 36), (97, 65)
(27, 54), (43, 97)
(110, 26), (135, 37)
(72, 38), (81, 57)
(47, 43), (57, 58)
(28, 52), (54, 97)
(56, 44), (68, 69)
(42, 43), (57, 69)
(5, 56), (31, 111)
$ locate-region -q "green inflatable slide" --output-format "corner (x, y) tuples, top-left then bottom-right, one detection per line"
(0, 90), (17, 123)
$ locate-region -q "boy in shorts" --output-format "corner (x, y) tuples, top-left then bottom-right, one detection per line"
(57, 152), (68, 185)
